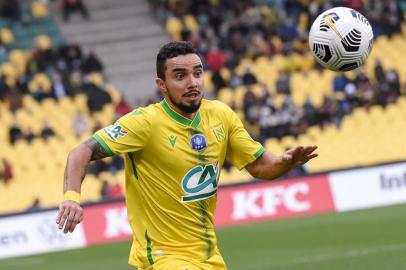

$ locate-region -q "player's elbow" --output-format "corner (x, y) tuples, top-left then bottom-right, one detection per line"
(68, 143), (92, 163)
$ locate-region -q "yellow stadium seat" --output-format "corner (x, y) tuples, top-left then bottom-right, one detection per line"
(35, 35), (53, 50)
(0, 28), (14, 44)
(31, 2), (48, 17)
(183, 15), (199, 32)
(165, 17), (182, 41)
(217, 88), (234, 106)
(106, 84), (122, 105)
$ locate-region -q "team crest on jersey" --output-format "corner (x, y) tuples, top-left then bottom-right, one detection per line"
(104, 123), (128, 141)
(181, 162), (219, 202)
(190, 134), (207, 152)
(212, 123), (225, 143)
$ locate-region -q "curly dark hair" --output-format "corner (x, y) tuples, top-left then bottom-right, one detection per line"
(156, 41), (199, 80)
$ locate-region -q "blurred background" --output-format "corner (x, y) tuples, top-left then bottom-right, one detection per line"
(0, 0), (406, 269)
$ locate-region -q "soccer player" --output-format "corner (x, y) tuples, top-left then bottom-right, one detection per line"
(56, 41), (318, 270)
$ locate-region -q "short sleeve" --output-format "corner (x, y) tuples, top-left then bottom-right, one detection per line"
(93, 109), (151, 154)
(226, 110), (265, 170)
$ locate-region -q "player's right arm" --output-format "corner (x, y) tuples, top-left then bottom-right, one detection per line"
(56, 137), (111, 234)
(56, 108), (152, 234)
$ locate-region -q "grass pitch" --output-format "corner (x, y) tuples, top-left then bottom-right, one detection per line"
(1, 204), (406, 270)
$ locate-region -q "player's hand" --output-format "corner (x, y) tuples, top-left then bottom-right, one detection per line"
(56, 200), (83, 234)
(281, 145), (318, 168)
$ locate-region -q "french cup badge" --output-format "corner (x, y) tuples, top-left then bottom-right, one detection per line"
(190, 134), (207, 152)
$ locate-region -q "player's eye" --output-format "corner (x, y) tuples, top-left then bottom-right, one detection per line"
(175, 73), (185, 80)
(194, 70), (203, 77)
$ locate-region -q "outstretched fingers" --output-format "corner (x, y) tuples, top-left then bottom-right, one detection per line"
(56, 201), (83, 234)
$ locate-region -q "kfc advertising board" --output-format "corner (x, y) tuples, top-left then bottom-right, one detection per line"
(82, 201), (131, 245)
(215, 175), (335, 226)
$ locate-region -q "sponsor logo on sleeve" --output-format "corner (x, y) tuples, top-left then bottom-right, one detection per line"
(104, 123), (128, 141)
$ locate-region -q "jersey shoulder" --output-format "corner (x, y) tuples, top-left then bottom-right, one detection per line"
(201, 99), (236, 122)
(118, 102), (161, 129)
(201, 99), (234, 114)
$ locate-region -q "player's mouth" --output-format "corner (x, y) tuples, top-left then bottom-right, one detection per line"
(183, 91), (200, 99)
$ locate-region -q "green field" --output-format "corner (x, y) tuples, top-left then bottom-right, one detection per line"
(1, 204), (406, 270)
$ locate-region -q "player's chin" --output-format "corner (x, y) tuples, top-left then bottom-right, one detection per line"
(180, 99), (202, 113)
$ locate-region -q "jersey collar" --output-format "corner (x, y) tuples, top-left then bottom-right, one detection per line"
(161, 99), (201, 129)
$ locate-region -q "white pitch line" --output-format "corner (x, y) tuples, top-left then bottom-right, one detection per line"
(248, 242), (406, 269)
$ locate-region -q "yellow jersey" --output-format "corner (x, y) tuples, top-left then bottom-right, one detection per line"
(93, 99), (265, 268)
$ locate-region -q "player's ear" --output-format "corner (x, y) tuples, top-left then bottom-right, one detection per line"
(155, 78), (167, 93)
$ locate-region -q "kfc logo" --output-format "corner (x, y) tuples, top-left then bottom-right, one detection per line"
(231, 183), (311, 220)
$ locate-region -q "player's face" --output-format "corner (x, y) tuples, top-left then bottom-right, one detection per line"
(157, 54), (204, 115)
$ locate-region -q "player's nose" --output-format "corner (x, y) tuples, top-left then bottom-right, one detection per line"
(186, 73), (198, 88)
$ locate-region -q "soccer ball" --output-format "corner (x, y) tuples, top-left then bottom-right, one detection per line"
(309, 7), (374, 72)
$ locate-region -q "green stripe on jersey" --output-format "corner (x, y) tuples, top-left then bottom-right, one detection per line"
(145, 230), (154, 265)
(128, 152), (138, 179)
(93, 134), (114, 156)
(254, 146), (266, 159)
(161, 99), (201, 128)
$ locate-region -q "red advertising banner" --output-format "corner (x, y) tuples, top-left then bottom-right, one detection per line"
(82, 201), (130, 245)
(215, 175), (335, 227)
(82, 175), (335, 245)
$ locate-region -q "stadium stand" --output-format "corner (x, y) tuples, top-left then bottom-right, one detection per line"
(1, 0), (406, 215)
(0, 0), (124, 213)
(154, 0), (406, 179)
(51, 0), (168, 100)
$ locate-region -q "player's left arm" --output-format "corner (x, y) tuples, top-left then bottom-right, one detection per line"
(245, 145), (318, 180)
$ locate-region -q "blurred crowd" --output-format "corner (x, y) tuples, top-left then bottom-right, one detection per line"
(147, 0), (406, 177)
(233, 59), (400, 143)
(0, 0), (123, 198)
(0, 0), (91, 22)
(149, 1), (404, 138)
(152, 0), (405, 69)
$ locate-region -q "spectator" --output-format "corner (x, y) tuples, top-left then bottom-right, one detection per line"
(100, 179), (123, 200)
(88, 159), (108, 176)
(115, 97), (132, 118)
(62, 0), (90, 22)
(100, 180), (110, 199)
(0, 158), (13, 184)
(385, 69), (401, 103)
(25, 127), (36, 143)
(63, 43), (83, 70)
(81, 50), (104, 74)
(333, 73), (349, 92)
(26, 198), (41, 212)
(229, 69), (243, 89)
(51, 72), (70, 99)
(242, 67), (257, 85)
(84, 83), (112, 113)
(72, 111), (89, 138)
(109, 155), (124, 173)
(211, 70), (226, 94)
(5, 87), (23, 112)
(41, 120), (56, 140)
(374, 59), (385, 84)
(243, 86), (260, 124)
(205, 45), (226, 71)
(108, 181), (124, 198)
(276, 70), (291, 94)
(1, 0), (21, 21)
(9, 119), (23, 144)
